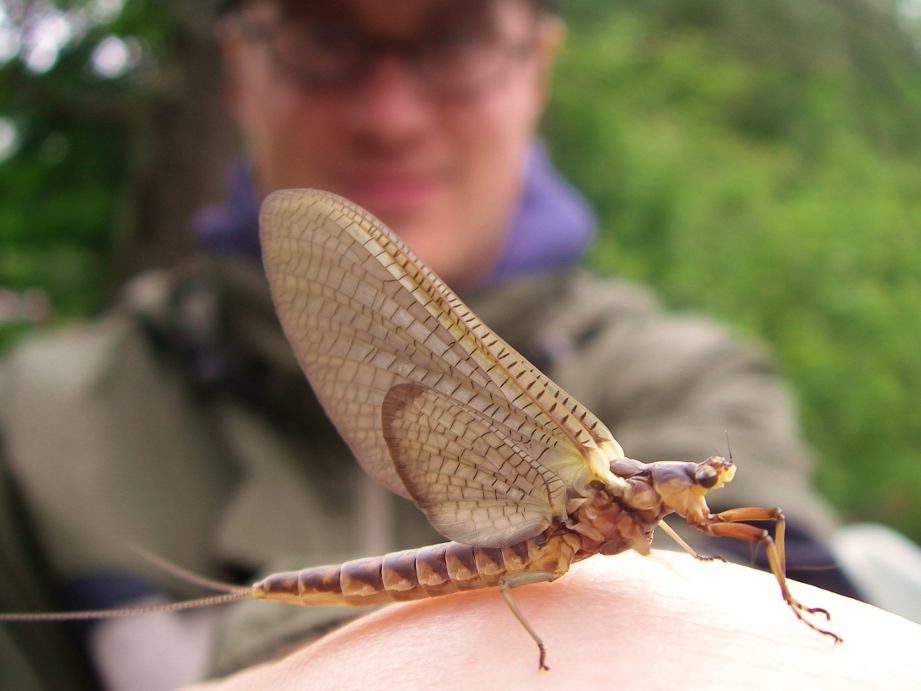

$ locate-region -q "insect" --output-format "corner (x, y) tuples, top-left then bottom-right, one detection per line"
(1, 189), (840, 669)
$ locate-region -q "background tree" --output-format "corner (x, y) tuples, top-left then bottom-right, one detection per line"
(546, 0), (921, 541)
(0, 0), (229, 321)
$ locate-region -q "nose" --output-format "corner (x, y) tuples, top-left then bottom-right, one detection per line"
(342, 53), (434, 152)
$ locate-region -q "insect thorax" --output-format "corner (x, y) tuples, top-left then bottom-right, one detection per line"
(564, 455), (737, 558)
(564, 465), (662, 558)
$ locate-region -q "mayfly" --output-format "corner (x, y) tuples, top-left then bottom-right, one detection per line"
(1, 189), (840, 669)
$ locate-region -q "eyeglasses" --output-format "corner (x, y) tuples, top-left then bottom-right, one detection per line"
(234, 10), (540, 99)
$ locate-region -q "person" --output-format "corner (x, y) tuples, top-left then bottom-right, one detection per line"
(0, 0), (860, 688)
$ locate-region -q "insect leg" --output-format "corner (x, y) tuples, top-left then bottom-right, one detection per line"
(698, 507), (842, 643)
(657, 520), (727, 563)
(498, 571), (558, 671)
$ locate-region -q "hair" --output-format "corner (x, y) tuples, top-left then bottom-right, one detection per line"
(217, 0), (552, 16)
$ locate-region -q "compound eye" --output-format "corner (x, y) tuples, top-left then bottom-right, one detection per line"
(695, 465), (719, 489)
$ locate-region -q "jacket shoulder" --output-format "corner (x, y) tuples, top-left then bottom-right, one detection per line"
(0, 274), (235, 582)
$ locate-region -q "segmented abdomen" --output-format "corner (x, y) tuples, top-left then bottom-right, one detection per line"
(253, 535), (574, 607)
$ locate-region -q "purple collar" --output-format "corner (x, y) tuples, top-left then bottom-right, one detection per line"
(484, 143), (595, 285)
(194, 143), (595, 287)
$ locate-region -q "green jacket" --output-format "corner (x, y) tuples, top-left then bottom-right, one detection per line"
(0, 258), (837, 685)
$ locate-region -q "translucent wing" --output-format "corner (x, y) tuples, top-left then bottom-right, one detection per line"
(260, 189), (625, 545)
(382, 382), (568, 547)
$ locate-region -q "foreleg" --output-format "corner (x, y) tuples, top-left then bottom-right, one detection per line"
(695, 507), (841, 643)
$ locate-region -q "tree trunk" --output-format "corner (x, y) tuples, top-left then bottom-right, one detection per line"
(108, 0), (234, 295)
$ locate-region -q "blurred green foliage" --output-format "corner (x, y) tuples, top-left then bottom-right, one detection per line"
(544, 0), (921, 539)
(0, 0), (173, 347)
(1, 0), (920, 540)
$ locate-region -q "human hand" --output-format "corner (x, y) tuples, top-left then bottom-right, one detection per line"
(186, 549), (921, 690)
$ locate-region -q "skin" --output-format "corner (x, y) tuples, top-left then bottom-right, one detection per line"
(220, 0), (564, 291)
(187, 551), (921, 689)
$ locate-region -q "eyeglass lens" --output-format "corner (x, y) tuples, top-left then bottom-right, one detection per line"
(242, 0), (540, 97)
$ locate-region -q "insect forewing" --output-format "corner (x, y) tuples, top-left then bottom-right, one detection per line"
(260, 189), (625, 545)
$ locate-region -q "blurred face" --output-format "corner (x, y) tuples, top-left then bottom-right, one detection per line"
(221, 0), (562, 289)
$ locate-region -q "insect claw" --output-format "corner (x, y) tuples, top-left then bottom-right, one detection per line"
(817, 627), (843, 645)
(793, 602), (831, 621)
(538, 644), (549, 672)
(810, 606), (832, 621)
(787, 600), (842, 643)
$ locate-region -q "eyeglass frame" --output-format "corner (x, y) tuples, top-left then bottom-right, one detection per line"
(224, 3), (549, 100)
